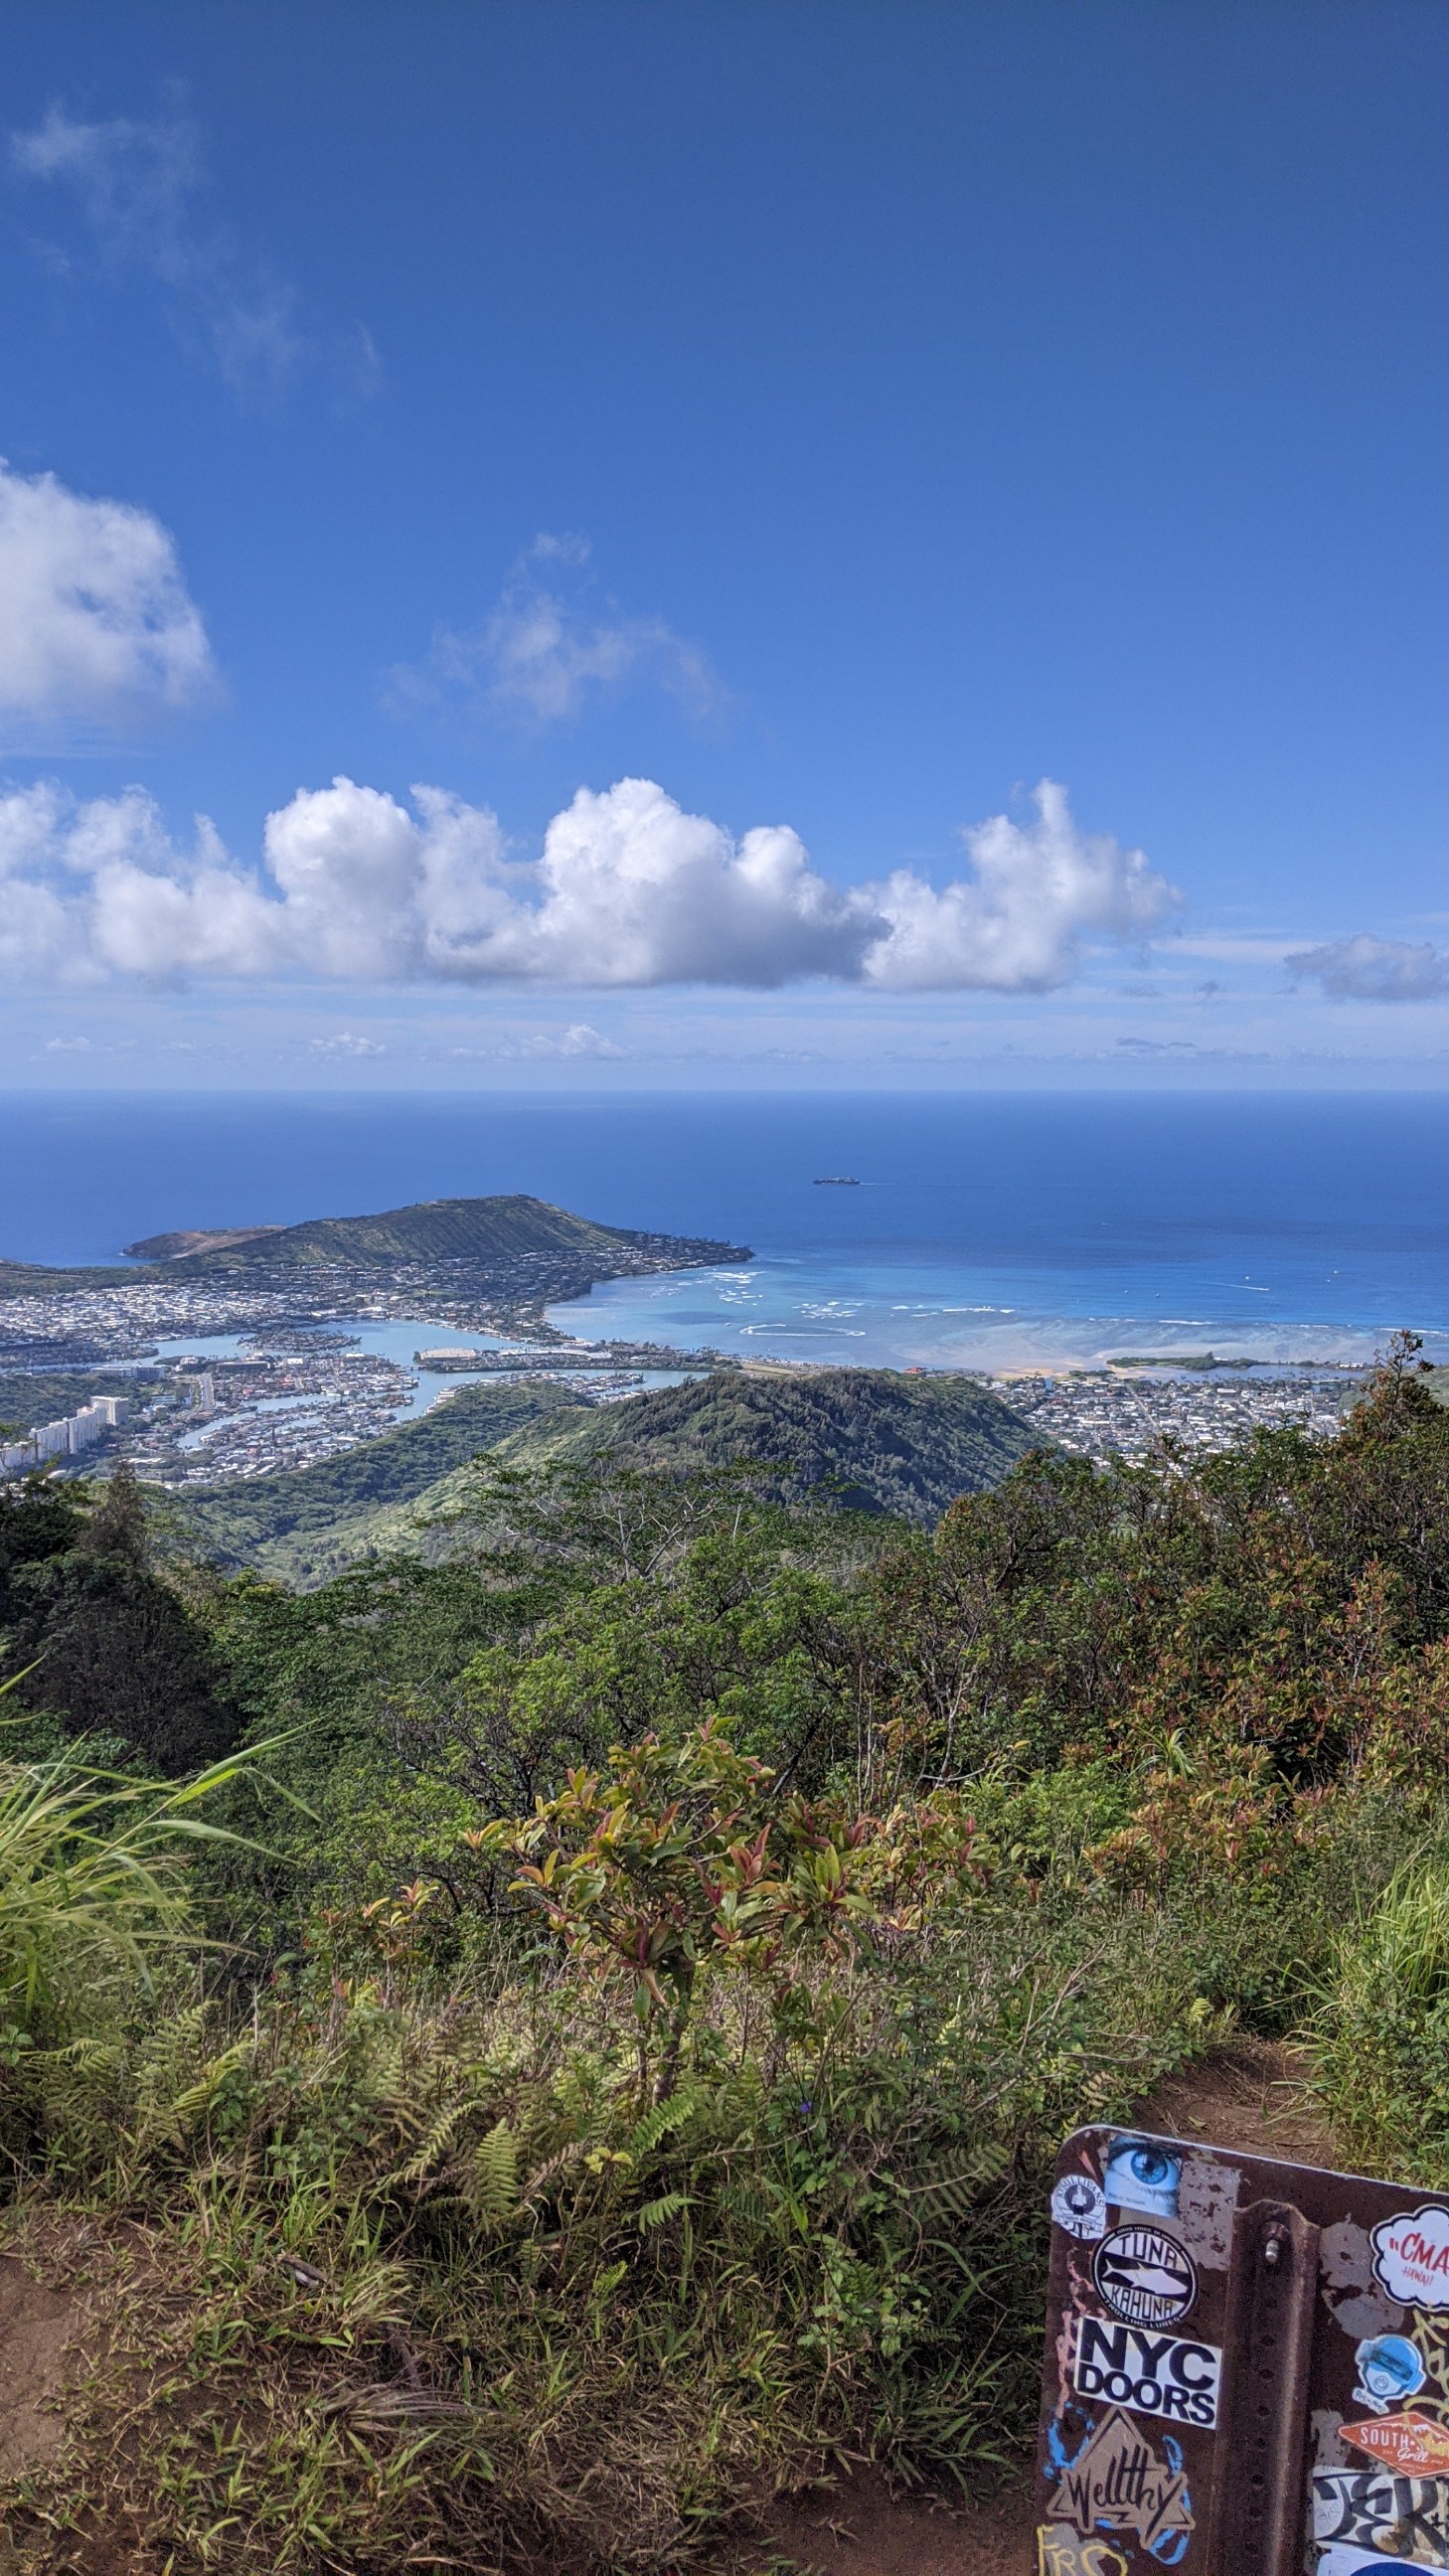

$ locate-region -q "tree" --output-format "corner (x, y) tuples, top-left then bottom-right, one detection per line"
(2, 1467), (242, 1775)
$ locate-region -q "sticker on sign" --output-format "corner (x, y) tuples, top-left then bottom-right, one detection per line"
(1312, 2465), (1449, 2564)
(1051, 2172), (1108, 2241)
(1371, 2207), (1449, 2311)
(1316, 2552), (1446, 2576)
(1035, 2530), (1129, 2576)
(1046, 2407), (1195, 2551)
(1069, 2316), (1220, 2428)
(1092, 2223), (1199, 2327)
(1342, 2413), (1449, 2475)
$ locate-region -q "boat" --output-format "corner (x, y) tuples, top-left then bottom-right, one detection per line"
(813, 1176), (861, 1186)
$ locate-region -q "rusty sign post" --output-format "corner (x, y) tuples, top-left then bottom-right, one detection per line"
(1036, 2126), (1449, 2576)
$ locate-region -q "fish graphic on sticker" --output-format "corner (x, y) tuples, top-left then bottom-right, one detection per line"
(1101, 2137), (1183, 2220)
(1093, 2224), (1199, 2328)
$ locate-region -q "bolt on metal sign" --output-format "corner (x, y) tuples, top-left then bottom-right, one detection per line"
(1036, 2127), (1449, 2576)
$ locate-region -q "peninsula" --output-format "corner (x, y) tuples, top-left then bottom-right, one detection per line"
(0, 1194), (747, 1338)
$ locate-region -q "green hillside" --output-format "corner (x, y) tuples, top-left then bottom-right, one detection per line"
(494, 1366), (1041, 1522)
(176, 1366), (1043, 1583)
(127, 1194), (745, 1275)
(177, 1378), (583, 1581)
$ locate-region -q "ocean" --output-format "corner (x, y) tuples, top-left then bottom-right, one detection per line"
(3, 1089), (1447, 1371)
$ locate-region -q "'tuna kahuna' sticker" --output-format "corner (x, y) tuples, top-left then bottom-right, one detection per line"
(1093, 2222), (1199, 2328)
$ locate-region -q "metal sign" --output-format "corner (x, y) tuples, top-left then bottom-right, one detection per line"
(1036, 2125), (1449, 2575)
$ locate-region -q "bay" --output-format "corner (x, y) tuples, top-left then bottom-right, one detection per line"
(2, 1088), (1446, 1368)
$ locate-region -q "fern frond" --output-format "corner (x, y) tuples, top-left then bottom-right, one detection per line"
(891, 2140), (1012, 2221)
(465, 2119), (519, 2224)
(633, 2190), (690, 2232)
(518, 2139), (589, 2208)
(624, 2087), (700, 2162)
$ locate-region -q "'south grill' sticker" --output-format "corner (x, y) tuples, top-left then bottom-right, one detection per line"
(1092, 2222), (1199, 2328)
(1342, 2412), (1449, 2475)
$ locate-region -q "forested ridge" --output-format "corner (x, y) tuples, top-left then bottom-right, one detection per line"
(5, 1341), (1449, 2568)
(178, 1365), (1043, 1586)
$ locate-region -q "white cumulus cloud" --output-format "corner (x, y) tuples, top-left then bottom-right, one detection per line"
(1287, 933), (1449, 1002)
(0, 772), (1177, 994)
(864, 779), (1175, 991)
(0, 461), (217, 748)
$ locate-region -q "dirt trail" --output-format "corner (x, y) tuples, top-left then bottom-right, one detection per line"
(0, 2253), (77, 2483)
(738, 2037), (1339, 2576)
(0, 2042), (1339, 2575)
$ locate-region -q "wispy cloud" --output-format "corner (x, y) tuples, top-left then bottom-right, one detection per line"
(0, 772), (1179, 995)
(0, 459), (217, 751)
(451, 1023), (627, 1061)
(309, 1031), (387, 1058)
(387, 536), (725, 732)
(9, 104), (378, 403)
(1287, 933), (1449, 1001)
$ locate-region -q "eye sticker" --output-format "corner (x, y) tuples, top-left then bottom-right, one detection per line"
(1101, 2137), (1182, 2219)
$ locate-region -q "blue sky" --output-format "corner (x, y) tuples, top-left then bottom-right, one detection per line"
(2, 0), (1447, 1088)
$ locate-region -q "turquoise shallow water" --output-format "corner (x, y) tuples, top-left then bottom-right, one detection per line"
(3, 1089), (1447, 1369)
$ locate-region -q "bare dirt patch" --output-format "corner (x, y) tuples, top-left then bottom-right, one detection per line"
(746, 2467), (1038, 2576)
(1129, 2033), (1340, 2167)
(0, 2253), (79, 2481)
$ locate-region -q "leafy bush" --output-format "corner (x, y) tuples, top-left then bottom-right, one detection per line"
(6, 1357), (1449, 2568)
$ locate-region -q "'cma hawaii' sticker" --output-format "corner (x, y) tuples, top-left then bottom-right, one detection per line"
(1370, 2206), (1449, 2310)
